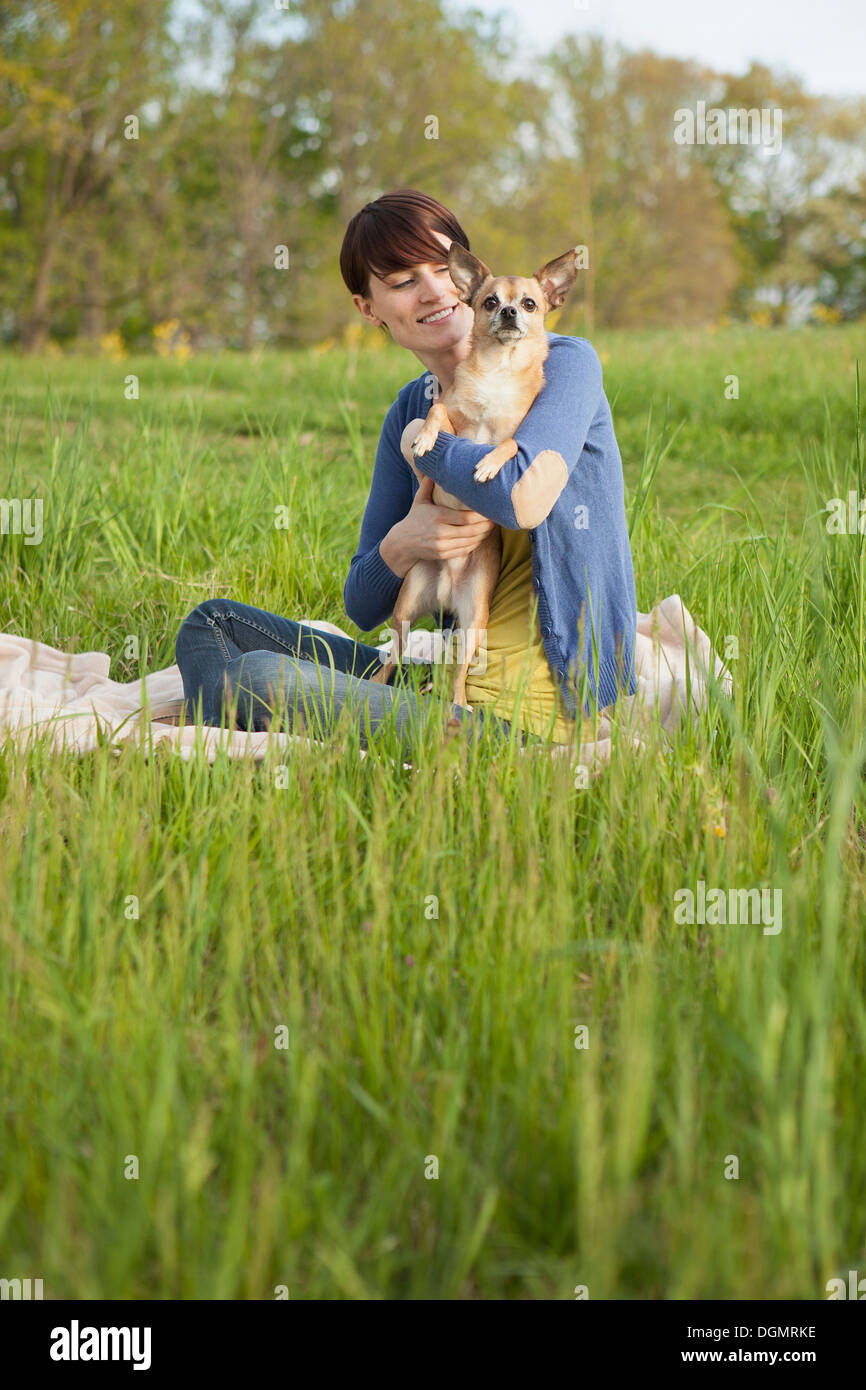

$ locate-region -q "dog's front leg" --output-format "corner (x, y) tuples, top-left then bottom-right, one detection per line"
(411, 401), (456, 457)
(473, 437), (518, 483)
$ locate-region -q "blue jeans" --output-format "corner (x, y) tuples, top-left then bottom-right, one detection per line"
(174, 598), (536, 754)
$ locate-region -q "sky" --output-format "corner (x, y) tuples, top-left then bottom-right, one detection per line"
(173, 0), (864, 103)
(453, 0), (865, 100)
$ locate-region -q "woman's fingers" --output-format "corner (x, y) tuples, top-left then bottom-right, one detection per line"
(447, 528), (492, 547)
(439, 538), (493, 558)
(443, 512), (494, 530)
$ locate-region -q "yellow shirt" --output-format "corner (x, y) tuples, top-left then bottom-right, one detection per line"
(463, 526), (576, 744)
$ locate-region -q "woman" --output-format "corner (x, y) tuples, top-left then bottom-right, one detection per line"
(174, 188), (638, 754)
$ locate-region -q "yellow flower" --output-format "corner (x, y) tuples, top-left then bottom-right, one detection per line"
(99, 330), (126, 361)
(811, 302), (842, 324)
(153, 319), (192, 360)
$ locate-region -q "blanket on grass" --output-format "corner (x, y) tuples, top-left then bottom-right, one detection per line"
(0, 597), (732, 776)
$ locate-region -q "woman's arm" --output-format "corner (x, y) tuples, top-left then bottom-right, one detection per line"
(343, 401), (414, 633)
(405, 336), (605, 530)
(378, 526), (411, 578)
(344, 390), (500, 635)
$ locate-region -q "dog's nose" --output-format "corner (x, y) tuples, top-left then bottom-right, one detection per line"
(500, 305), (518, 319)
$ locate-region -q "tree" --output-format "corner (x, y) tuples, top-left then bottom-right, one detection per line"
(526, 37), (740, 330)
(0, 0), (178, 351)
(691, 63), (866, 322)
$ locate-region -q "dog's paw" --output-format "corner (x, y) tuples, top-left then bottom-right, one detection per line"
(412, 426), (437, 458)
(473, 459), (500, 483)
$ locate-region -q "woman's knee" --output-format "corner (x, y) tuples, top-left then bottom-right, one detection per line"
(175, 598), (229, 665)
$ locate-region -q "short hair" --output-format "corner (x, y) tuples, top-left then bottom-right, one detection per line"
(339, 187), (470, 303)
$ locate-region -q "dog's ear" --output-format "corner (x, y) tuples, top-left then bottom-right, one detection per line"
(448, 244), (493, 306)
(532, 248), (582, 310)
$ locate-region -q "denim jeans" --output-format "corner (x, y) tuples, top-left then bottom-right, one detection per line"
(173, 597), (536, 755)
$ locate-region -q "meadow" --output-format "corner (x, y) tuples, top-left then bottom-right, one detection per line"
(1, 324), (865, 1299)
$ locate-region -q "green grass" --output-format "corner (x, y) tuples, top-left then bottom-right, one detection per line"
(1, 326), (865, 1298)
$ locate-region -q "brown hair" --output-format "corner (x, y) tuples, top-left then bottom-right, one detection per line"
(339, 188), (470, 324)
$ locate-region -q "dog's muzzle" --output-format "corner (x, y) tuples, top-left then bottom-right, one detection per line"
(495, 310), (526, 338)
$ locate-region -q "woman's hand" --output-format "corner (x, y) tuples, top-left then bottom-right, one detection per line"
(398, 473), (497, 563)
(394, 417), (497, 565)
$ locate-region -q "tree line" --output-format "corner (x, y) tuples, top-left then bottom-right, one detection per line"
(2, 0), (864, 352)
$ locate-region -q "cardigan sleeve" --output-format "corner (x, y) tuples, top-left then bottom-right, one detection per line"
(342, 395), (457, 636)
(410, 336), (604, 530)
(342, 400), (412, 634)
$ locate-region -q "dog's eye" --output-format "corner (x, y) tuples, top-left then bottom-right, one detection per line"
(522, 298), (537, 312)
(483, 296), (498, 311)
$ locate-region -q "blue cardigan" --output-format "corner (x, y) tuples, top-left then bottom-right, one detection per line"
(343, 333), (638, 719)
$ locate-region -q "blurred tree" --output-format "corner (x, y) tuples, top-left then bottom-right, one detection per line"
(0, 3), (863, 347)
(690, 63), (866, 322)
(0, 0), (178, 351)
(532, 38), (740, 330)
(177, 2), (309, 349)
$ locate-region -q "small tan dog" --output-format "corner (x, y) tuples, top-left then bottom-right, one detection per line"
(371, 241), (582, 709)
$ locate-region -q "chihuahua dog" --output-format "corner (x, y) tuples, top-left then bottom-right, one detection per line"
(370, 241), (582, 710)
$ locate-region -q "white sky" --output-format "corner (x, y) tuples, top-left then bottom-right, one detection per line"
(454, 0), (865, 99)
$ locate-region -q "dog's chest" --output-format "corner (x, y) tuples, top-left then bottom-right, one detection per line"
(447, 373), (530, 445)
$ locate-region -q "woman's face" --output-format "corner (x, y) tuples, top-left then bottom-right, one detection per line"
(352, 230), (473, 354)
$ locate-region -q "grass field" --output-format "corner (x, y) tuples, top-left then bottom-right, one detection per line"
(1, 325), (865, 1299)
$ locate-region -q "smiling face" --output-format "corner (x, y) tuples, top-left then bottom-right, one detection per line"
(351, 230), (474, 353)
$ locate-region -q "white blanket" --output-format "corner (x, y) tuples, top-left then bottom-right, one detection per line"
(0, 596), (732, 775)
